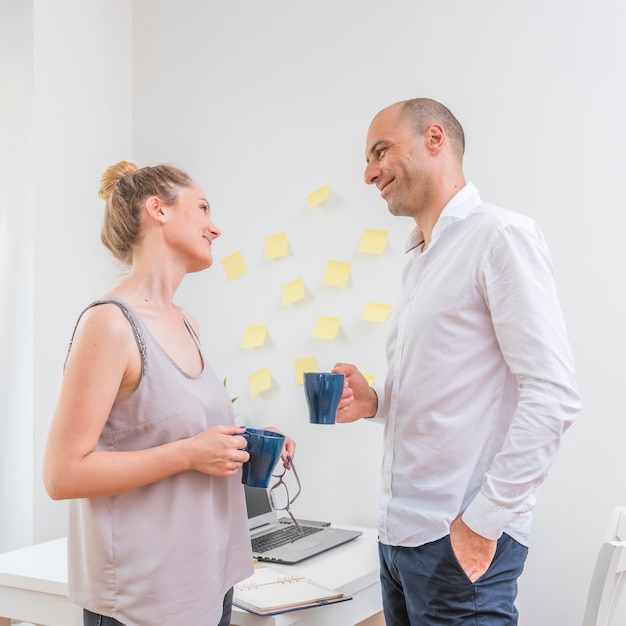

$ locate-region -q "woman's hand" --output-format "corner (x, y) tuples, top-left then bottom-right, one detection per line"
(188, 425), (250, 477)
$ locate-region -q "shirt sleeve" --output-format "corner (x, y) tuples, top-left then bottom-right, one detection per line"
(462, 220), (582, 541)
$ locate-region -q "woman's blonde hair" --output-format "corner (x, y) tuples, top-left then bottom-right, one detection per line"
(98, 161), (192, 264)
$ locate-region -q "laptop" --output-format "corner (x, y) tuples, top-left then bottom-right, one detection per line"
(244, 485), (363, 564)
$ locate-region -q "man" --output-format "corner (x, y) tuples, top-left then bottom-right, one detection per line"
(333, 98), (581, 625)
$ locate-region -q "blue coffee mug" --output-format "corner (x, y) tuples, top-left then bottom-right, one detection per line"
(241, 428), (285, 488)
(303, 372), (345, 425)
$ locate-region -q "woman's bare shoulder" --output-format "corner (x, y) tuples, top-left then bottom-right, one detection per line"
(72, 301), (137, 348)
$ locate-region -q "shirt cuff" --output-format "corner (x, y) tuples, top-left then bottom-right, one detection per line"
(462, 493), (514, 541)
(366, 384), (386, 424)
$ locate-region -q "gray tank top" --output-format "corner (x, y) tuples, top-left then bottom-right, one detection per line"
(66, 297), (253, 625)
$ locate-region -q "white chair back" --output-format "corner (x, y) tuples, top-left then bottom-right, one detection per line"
(583, 506), (626, 626)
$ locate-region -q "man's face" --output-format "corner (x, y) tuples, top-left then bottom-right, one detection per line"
(364, 105), (434, 219)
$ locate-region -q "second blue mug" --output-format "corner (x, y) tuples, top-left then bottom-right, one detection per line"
(303, 372), (345, 425)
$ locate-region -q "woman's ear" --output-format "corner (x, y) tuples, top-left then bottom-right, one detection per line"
(144, 196), (168, 224)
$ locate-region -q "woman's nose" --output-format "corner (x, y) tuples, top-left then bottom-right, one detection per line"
(209, 220), (221, 238)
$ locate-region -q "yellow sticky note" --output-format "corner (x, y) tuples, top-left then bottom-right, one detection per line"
(358, 228), (388, 254)
(322, 260), (351, 287)
(248, 367), (272, 397)
(311, 316), (341, 340)
(307, 185), (330, 208)
(363, 373), (375, 386)
(264, 232), (289, 260)
(221, 251), (248, 281)
(281, 277), (305, 305)
(361, 302), (393, 322)
(294, 357), (319, 385)
(241, 325), (267, 348)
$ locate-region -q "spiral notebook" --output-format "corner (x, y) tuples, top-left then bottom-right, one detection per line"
(233, 564), (351, 616)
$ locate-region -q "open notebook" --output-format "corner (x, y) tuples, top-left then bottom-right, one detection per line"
(233, 564), (351, 616)
(245, 485), (362, 564)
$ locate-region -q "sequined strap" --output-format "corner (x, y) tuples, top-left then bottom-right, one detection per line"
(65, 297), (148, 375)
(182, 316), (201, 349)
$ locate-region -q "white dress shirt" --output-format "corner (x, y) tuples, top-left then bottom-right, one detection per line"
(373, 183), (581, 548)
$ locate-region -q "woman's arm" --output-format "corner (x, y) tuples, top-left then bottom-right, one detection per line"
(43, 304), (249, 500)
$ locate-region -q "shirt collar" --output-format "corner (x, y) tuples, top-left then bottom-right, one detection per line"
(405, 182), (481, 253)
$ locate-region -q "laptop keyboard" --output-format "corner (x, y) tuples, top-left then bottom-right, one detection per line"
(251, 524), (324, 553)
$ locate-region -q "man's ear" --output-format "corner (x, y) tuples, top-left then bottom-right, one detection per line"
(144, 196), (168, 224)
(425, 123), (446, 155)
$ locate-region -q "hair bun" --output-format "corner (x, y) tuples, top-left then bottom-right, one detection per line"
(98, 160), (139, 200)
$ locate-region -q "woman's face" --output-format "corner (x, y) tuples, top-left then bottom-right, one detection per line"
(167, 182), (221, 273)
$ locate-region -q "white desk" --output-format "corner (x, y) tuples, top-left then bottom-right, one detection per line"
(0, 538), (82, 626)
(0, 527), (381, 626)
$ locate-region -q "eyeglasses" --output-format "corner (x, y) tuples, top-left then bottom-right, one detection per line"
(268, 455), (304, 541)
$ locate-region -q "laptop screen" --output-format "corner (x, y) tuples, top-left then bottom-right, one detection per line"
(244, 485), (278, 531)
(244, 485), (272, 517)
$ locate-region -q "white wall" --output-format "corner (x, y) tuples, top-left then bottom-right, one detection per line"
(7, 1), (625, 625)
(130, 2), (626, 625)
(30, 0), (133, 543)
(0, 0), (34, 553)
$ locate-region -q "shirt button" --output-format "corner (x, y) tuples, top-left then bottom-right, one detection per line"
(387, 440), (392, 447)
(383, 488), (390, 495)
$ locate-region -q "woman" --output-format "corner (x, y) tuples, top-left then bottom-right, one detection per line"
(43, 161), (295, 626)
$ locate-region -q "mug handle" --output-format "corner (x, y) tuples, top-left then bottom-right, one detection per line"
(240, 429), (249, 452)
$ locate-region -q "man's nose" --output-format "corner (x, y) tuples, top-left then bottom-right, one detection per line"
(364, 160), (379, 185)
